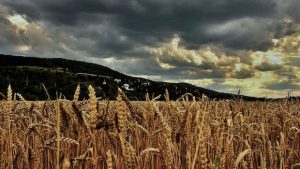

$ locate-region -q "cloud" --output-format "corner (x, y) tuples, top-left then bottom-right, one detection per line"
(233, 69), (255, 79)
(282, 0), (300, 23)
(1, 0), (295, 58)
(264, 80), (300, 90)
(254, 62), (282, 71)
(286, 56), (300, 67)
(1, 0), (283, 51)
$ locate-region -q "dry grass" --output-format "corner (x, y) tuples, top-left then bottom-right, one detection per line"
(0, 85), (300, 169)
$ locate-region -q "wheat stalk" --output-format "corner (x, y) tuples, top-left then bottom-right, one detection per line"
(73, 85), (80, 101)
(234, 149), (251, 169)
(106, 150), (113, 169)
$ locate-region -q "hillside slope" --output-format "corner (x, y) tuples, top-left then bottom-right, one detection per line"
(0, 54), (261, 100)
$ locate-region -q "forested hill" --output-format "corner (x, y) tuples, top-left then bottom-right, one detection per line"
(0, 54), (262, 101)
(0, 54), (127, 78)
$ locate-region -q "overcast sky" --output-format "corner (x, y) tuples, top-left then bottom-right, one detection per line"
(0, 0), (300, 97)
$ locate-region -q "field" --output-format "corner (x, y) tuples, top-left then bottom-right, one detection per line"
(0, 85), (300, 169)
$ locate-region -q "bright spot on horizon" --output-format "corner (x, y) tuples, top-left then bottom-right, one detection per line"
(7, 14), (29, 30)
(17, 45), (31, 52)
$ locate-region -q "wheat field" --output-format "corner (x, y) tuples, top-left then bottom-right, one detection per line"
(0, 85), (300, 169)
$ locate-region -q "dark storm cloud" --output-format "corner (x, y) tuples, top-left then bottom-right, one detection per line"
(283, 0), (300, 22)
(2, 0), (282, 52)
(286, 57), (300, 67)
(0, 7), (29, 54)
(233, 68), (255, 79)
(2, 0), (296, 66)
(3, 0), (278, 23)
(254, 62), (282, 71)
(264, 80), (300, 90)
(273, 67), (298, 80)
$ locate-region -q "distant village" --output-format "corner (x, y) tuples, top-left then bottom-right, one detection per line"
(76, 72), (152, 92)
(74, 72), (193, 100)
